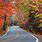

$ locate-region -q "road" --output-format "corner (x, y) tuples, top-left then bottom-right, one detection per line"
(0, 26), (41, 42)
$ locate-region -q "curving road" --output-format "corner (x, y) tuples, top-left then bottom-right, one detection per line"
(0, 26), (41, 42)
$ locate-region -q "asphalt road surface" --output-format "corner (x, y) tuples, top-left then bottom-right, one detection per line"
(0, 26), (41, 42)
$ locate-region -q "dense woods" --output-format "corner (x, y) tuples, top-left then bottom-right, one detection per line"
(0, 0), (15, 36)
(15, 0), (42, 34)
(0, 0), (42, 36)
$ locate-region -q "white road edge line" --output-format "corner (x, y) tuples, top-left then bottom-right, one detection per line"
(0, 26), (39, 42)
(30, 34), (39, 42)
(0, 29), (8, 38)
(20, 25), (39, 42)
(8, 26), (39, 42)
(23, 28), (39, 42)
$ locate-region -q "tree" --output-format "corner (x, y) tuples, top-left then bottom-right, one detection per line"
(0, 0), (16, 35)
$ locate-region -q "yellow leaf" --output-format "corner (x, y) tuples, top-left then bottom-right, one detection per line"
(39, 23), (42, 27)
(35, 14), (42, 17)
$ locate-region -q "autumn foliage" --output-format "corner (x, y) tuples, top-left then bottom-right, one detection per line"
(0, 0), (16, 36)
(15, 0), (42, 34)
(0, 0), (42, 36)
